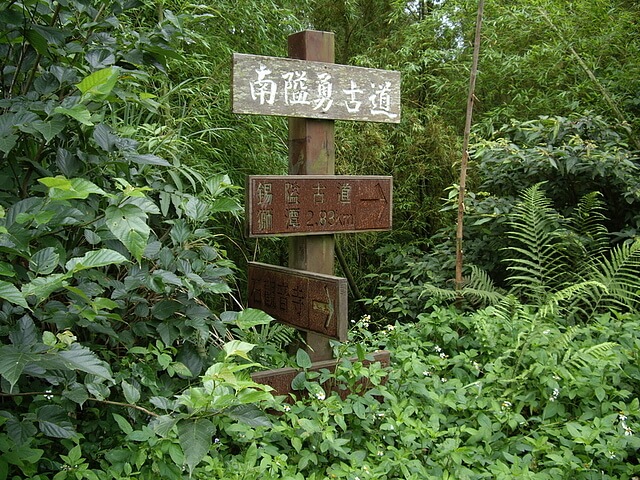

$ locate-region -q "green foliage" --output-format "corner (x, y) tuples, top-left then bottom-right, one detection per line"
(0, 0), (272, 477)
(166, 307), (640, 478)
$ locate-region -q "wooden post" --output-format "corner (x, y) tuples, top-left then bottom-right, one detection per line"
(287, 30), (337, 361)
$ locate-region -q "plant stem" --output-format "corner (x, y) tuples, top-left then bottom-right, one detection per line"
(455, 0), (484, 291)
(0, 391), (159, 417)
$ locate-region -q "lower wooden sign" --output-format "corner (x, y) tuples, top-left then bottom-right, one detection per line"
(251, 350), (391, 398)
(248, 262), (348, 340)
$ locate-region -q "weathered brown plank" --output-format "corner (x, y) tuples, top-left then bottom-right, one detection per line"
(251, 350), (391, 398)
(247, 175), (392, 237)
(247, 262), (348, 341)
(286, 30), (337, 362)
(232, 53), (401, 123)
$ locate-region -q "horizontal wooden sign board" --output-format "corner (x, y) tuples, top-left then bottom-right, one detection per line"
(232, 53), (401, 123)
(247, 175), (392, 237)
(248, 262), (348, 341)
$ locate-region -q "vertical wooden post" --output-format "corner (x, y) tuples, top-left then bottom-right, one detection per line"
(288, 30), (337, 361)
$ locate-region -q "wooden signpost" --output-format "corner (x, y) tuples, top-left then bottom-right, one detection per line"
(233, 30), (399, 395)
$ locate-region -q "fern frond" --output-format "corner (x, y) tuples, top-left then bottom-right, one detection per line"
(420, 283), (460, 302)
(580, 239), (640, 317)
(556, 325), (580, 351)
(538, 280), (607, 318)
(503, 183), (572, 303)
(563, 342), (619, 371)
(569, 191), (609, 258)
(461, 265), (505, 306)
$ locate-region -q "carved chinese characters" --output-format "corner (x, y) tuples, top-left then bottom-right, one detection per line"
(247, 176), (392, 237)
(248, 262), (348, 340)
(232, 53), (401, 123)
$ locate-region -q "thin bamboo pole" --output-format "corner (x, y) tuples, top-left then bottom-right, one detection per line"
(455, 0), (485, 292)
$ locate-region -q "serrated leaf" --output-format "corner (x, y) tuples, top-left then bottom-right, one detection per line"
(9, 316), (38, 348)
(6, 415), (37, 445)
(226, 404), (272, 427)
(0, 280), (28, 308)
(0, 346), (36, 391)
(29, 247), (59, 275)
(177, 418), (214, 476)
(210, 197), (242, 213)
(296, 349), (312, 369)
(112, 413), (133, 435)
(235, 308), (273, 330)
(93, 123), (118, 152)
(150, 414), (178, 437)
(122, 380), (140, 404)
(105, 204), (149, 262)
(76, 66), (119, 101)
(222, 340), (255, 360)
(22, 273), (70, 305)
(63, 383), (89, 406)
(58, 344), (114, 382)
(36, 405), (76, 439)
(65, 248), (128, 272)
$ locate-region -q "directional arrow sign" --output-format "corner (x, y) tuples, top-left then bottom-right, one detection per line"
(248, 262), (348, 340)
(247, 175), (392, 237)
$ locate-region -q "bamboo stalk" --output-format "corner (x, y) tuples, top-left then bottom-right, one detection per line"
(455, 0), (485, 291)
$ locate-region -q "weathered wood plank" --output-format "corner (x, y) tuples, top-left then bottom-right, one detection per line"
(232, 53), (401, 123)
(251, 350), (391, 398)
(247, 175), (393, 237)
(247, 262), (348, 341)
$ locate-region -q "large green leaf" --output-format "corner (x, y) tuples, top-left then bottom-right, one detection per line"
(0, 280), (28, 308)
(226, 404), (272, 427)
(29, 247), (59, 275)
(76, 66), (119, 101)
(296, 349), (312, 369)
(58, 344), (114, 382)
(36, 405), (77, 439)
(22, 273), (70, 305)
(105, 204), (150, 262)
(0, 133), (18, 154)
(53, 104), (94, 126)
(177, 418), (214, 476)
(39, 176), (107, 200)
(222, 340), (255, 360)
(0, 346), (37, 391)
(65, 248), (129, 273)
(32, 118), (66, 143)
(235, 308), (273, 330)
